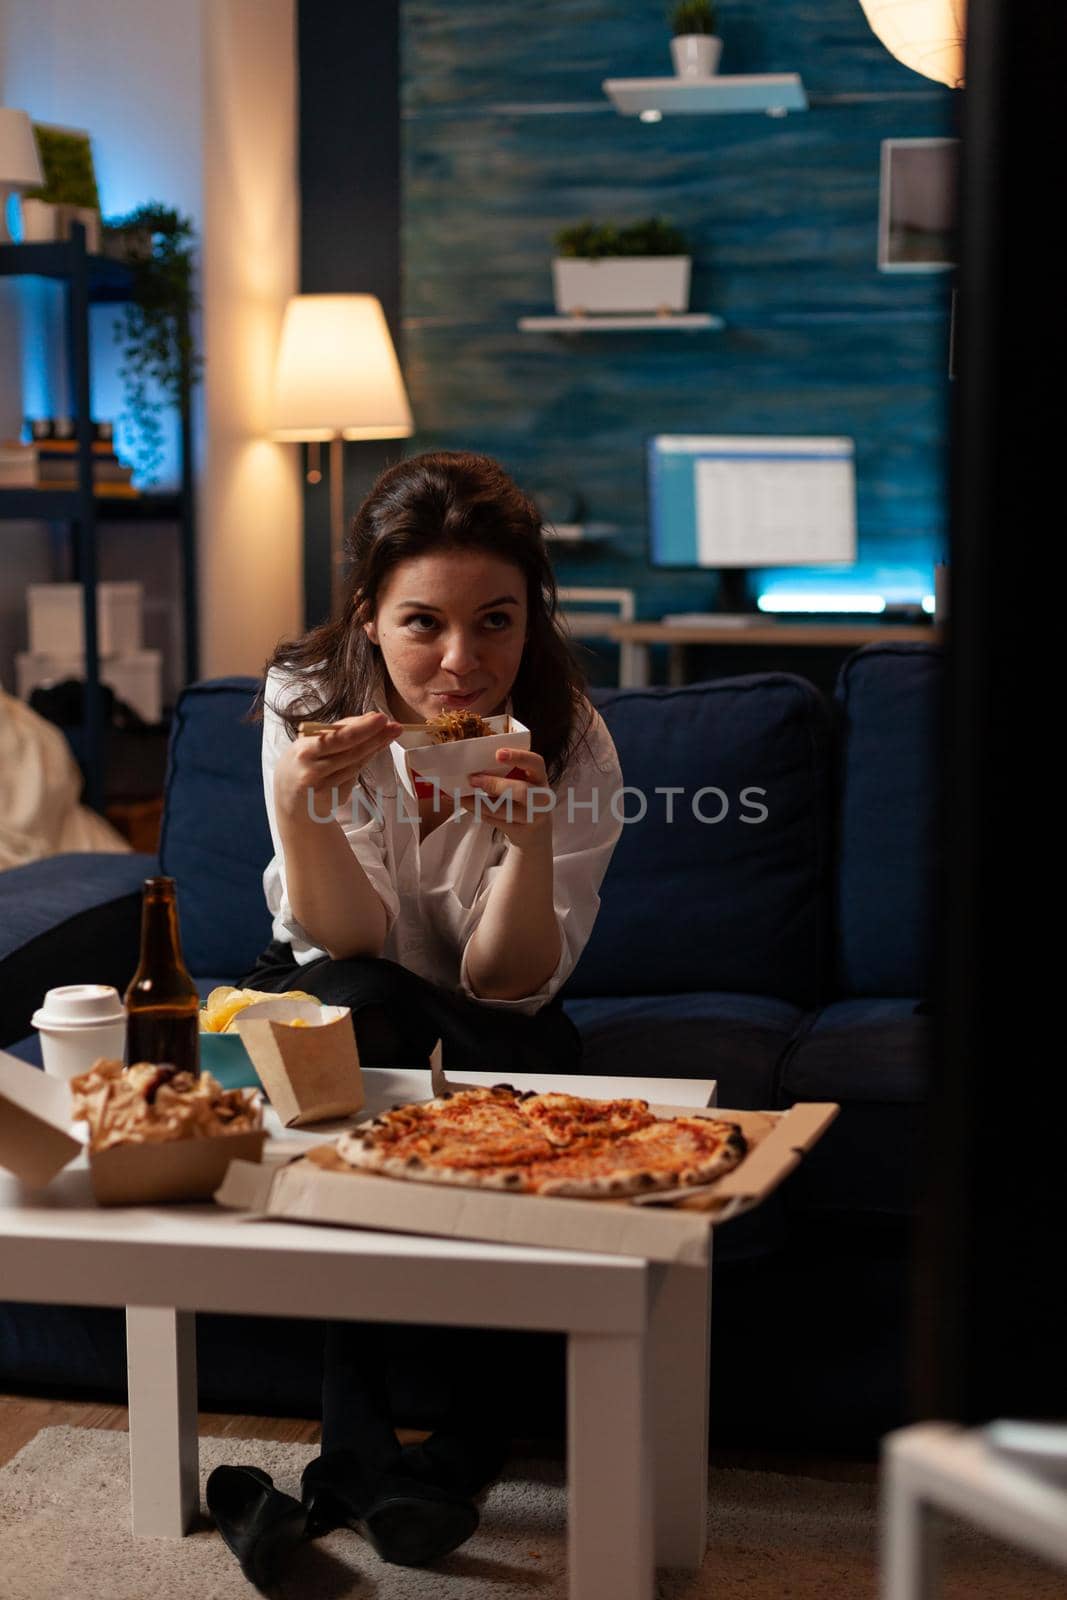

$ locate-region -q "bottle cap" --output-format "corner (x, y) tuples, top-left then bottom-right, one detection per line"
(32, 984), (126, 1032)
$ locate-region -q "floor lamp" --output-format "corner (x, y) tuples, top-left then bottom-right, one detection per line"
(271, 294), (414, 618)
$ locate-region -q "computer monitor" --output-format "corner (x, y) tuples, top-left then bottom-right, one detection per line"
(647, 435), (857, 581)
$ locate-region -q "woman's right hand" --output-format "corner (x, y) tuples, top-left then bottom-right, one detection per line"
(273, 711), (401, 825)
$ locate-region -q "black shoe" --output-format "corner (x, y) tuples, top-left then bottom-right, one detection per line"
(402, 1429), (511, 1498)
(301, 1452), (478, 1566)
(205, 1464), (308, 1590)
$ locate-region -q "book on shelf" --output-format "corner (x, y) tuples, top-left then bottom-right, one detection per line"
(2, 438), (119, 456)
(0, 440), (135, 489)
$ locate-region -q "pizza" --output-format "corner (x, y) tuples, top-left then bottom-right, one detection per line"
(334, 1085), (747, 1199)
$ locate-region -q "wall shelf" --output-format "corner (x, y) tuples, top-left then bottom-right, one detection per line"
(518, 312), (724, 332)
(602, 74), (808, 118)
(0, 489), (182, 521)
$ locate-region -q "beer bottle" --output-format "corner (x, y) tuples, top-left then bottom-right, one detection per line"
(124, 876), (200, 1075)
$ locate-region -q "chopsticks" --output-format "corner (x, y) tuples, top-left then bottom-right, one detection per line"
(298, 718), (427, 737)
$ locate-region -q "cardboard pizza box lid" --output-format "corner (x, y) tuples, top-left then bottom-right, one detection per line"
(0, 1048), (82, 1188)
(215, 1101), (839, 1264)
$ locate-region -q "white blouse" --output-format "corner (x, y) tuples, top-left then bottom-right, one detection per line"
(259, 666), (624, 1015)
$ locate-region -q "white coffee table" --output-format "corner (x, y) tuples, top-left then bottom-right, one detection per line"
(0, 1069), (716, 1600)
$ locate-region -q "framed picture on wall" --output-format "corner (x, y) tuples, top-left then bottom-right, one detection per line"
(878, 137), (959, 272)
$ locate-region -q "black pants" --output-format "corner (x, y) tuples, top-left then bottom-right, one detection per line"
(239, 942), (578, 1480)
(239, 941), (581, 1076)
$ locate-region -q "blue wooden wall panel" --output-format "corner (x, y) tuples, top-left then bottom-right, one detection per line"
(401, 1), (956, 612)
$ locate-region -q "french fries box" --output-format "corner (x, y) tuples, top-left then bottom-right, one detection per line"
(0, 1046), (266, 1204)
(215, 1099), (839, 1264)
(235, 1002), (362, 1127)
(391, 714), (531, 801)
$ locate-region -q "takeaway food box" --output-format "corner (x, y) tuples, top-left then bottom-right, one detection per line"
(216, 1078), (838, 1265)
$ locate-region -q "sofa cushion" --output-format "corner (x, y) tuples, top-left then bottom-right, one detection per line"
(159, 677), (274, 979)
(569, 676), (831, 1008)
(777, 998), (931, 1216)
(0, 853), (156, 1048)
(833, 644), (941, 997)
(564, 990), (804, 1112)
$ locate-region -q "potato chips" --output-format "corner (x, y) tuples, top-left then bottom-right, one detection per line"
(69, 1059), (263, 1153)
(199, 986), (321, 1034)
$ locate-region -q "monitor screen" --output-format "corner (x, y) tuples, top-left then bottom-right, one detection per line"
(647, 435), (858, 570)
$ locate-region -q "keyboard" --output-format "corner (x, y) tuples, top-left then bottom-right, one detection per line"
(660, 613), (767, 629)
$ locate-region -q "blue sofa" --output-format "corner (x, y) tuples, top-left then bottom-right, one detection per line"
(0, 643), (940, 1449)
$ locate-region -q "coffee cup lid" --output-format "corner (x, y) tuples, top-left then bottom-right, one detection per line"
(31, 984), (125, 1031)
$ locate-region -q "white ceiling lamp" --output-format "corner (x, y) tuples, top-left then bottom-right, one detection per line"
(272, 294), (414, 618)
(0, 108), (44, 244)
(857, 0), (966, 89)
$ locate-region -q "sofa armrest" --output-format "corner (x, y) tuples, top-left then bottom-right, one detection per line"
(0, 853), (157, 1047)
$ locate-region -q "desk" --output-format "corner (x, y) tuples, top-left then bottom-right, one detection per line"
(607, 621), (942, 688)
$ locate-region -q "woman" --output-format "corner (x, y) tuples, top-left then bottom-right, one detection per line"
(242, 450), (623, 1568)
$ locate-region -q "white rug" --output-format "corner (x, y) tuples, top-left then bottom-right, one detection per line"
(0, 1427), (1062, 1599)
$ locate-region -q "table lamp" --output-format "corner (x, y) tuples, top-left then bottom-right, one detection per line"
(0, 109), (44, 244)
(271, 293), (414, 617)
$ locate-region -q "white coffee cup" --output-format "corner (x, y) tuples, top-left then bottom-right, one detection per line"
(31, 984), (127, 1081)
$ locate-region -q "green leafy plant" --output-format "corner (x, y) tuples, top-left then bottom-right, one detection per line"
(24, 124), (100, 207)
(101, 203), (202, 486)
(671, 0), (717, 35)
(554, 217), (689, 260)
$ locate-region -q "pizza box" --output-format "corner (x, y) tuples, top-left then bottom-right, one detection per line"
(390, 714), (531, 801)
(215, 1099), (838, 1265)
(0, 1046), (266, 1203)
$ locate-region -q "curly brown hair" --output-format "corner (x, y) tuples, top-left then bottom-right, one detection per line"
(249, 450), (589, 784)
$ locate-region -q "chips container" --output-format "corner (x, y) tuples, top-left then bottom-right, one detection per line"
(236, 1004), (362, 1127)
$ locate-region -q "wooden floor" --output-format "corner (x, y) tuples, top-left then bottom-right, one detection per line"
(0, 1392), (876, 1484)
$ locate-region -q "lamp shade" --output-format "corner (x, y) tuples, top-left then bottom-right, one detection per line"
(271, 293), (414, 442)
(0, 108), (44, 186)
(857, 0), (966, 89)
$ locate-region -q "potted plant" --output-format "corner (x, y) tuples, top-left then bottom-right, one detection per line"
(20, 123), (101, 248)
(670, 0), (722, 78)
(100, 202), (202, 485)
(552, 218), (692, 316)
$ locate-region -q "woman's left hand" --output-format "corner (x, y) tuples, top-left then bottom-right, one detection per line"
(462, 748), (554, 847)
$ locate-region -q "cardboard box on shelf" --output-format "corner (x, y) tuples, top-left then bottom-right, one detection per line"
(0, 1048), (266, 1205)
(27, 581), (143, 657)
(216, 1099), (838, 1264)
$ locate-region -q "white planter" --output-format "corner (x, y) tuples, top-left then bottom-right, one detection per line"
(19, 199), (58, 242)
(552, 256), (692, 315)
(670, 34), (723, 78)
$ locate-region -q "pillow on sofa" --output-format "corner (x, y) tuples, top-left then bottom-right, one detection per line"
(159, 677), (274, 978)
(568, 674), (831, 1007)
(833, 644), (941, 997)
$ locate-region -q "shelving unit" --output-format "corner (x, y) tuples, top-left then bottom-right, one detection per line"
(602, 74), (808, 118)
(518, 312), (723, 332)
(0, 224), (197, 813)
